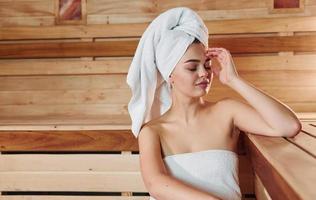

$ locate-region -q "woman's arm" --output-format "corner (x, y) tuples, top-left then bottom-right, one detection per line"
(226, 77), (301, 137)
(150, 174), (221, 200)
(138, 126), (221, 200)
(206, 47), (301, 137)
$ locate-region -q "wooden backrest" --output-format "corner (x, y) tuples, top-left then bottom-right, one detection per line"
(0, 16), (315, 127)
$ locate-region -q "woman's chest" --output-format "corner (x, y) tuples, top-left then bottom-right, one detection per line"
(159, 115), (238, 157)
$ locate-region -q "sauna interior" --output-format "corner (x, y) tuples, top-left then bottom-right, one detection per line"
(0, 0), (315, 200)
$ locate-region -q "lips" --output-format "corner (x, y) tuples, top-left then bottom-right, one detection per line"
(196, 80), (209, 85)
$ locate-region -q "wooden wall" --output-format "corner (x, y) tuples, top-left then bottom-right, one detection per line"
(0, 0), (316, 26)
(0, 0), (315, 199)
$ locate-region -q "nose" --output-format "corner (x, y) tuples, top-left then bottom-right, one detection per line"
(198, 65), (209, 78)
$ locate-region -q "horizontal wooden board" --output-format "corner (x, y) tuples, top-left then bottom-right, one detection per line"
(0, 54), (315, 76)
(0, 115), (131, 127)
(1, 35), (316, 58)
(0, 154), (253, 194)
(0, 1), (54, 17)
(1, 16), (316, 39)
(0, 154), (140, 172)
(0, 104), (129, 116)
(0, 75), (128, 90)
(0, 130), (138, 152)
(0, 153), (249, 172)
(0, 112), (313, 130)
(0, 59), (131, 76)
(0, 71), (315, 91)
(0, 89), (132, 105)
(0, 16), (55, 27)
(0, 197), (149, 200)
(87, 0), (157, 15)
(281, 102), (316, 112)
(296, 113), (316, 121)
(0, 86), (314, 106)
(0, 171), (146, 192)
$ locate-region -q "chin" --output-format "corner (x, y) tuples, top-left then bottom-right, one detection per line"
(192, 88), (208, 97)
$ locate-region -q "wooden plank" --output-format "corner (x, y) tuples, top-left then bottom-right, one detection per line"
(245, 133), (316, 200)
(0, 124), (131, 131)
(282, 102), (316, 112)
(0, 59), (130, 76)
(254, 173), (272, 200)
(1, 15), (316, 39)
(211, 35), (316, 54)
(0, 156), (251, 194)
(239, 154), (255, 194)
(0, 89), (132, 105)
(0, 130), (138, 152)
(0, 16), (55, 27)
(0, 104), (129, 116)
(0, 0), (53, 17)
(156, 0), (264, 12)
(0, 172), (147, 192)
(0, 86), (314, 106)
(0, 75), (128, 90)
(1, 71), (314, 91)
(87, 0), (157, 15)
(205, 86), (316, 102)
(297, 113), (316, 121)
(0, 40), (136, 59)
(0, 153), (253, 194)
(1, 35), (316, 58)
(0, 54), (316, 76)
(301, 122), (316, 136)
(0, 197), (148, 200)
(0, 115), (302, 130)
(0, 103), (313, 121)
(0, 153), (249, 173)
(286, 131), (316, 157)
(0, 115), (131, 127)
(0, 154), (141, 172)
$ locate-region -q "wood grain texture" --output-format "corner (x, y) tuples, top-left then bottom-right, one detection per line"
(1, 35), (316, 58)
(1, 15), (316, 39)
(0, 130), (138, 152)
(245, 131), (316, 200)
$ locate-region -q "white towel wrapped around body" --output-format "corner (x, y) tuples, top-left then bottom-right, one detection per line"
(126, 7), (209, 137)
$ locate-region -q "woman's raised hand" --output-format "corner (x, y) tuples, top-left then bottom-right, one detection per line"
(205, 47), (239, 86)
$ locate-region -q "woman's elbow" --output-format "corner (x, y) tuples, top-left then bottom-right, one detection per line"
(285, 121), (302, 138)
(144, 174), (164, 198)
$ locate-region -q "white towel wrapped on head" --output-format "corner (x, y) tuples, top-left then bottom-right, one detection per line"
(126, 7), (209, 137)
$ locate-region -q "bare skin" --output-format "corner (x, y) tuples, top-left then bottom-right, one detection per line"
(142, 42), (238, 158)
(138, 41), (301, 200)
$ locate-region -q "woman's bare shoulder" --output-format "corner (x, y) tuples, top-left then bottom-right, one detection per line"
(203, 98), (234, 119)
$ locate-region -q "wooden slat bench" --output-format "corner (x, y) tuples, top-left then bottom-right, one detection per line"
(245, 114), (316, 200)
(0, 127), (254, 199)
(0, 14), (316, 199)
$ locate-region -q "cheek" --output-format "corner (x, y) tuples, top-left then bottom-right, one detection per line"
(175, 71), (198, 86)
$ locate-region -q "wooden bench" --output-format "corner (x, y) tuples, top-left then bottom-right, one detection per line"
(0, 15), (315, 199)
(245, 114), (316, 200)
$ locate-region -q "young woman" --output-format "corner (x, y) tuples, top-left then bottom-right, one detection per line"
(126, 7), (301, 200)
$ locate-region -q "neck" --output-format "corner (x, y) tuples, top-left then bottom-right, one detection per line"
(166, 91), (206, 126)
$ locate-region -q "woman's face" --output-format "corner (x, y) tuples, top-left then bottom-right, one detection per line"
(169, 42), (213, 97)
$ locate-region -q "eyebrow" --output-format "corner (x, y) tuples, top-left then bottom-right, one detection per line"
(184, 59), (200, 63)
(184, 58), (210, 63)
